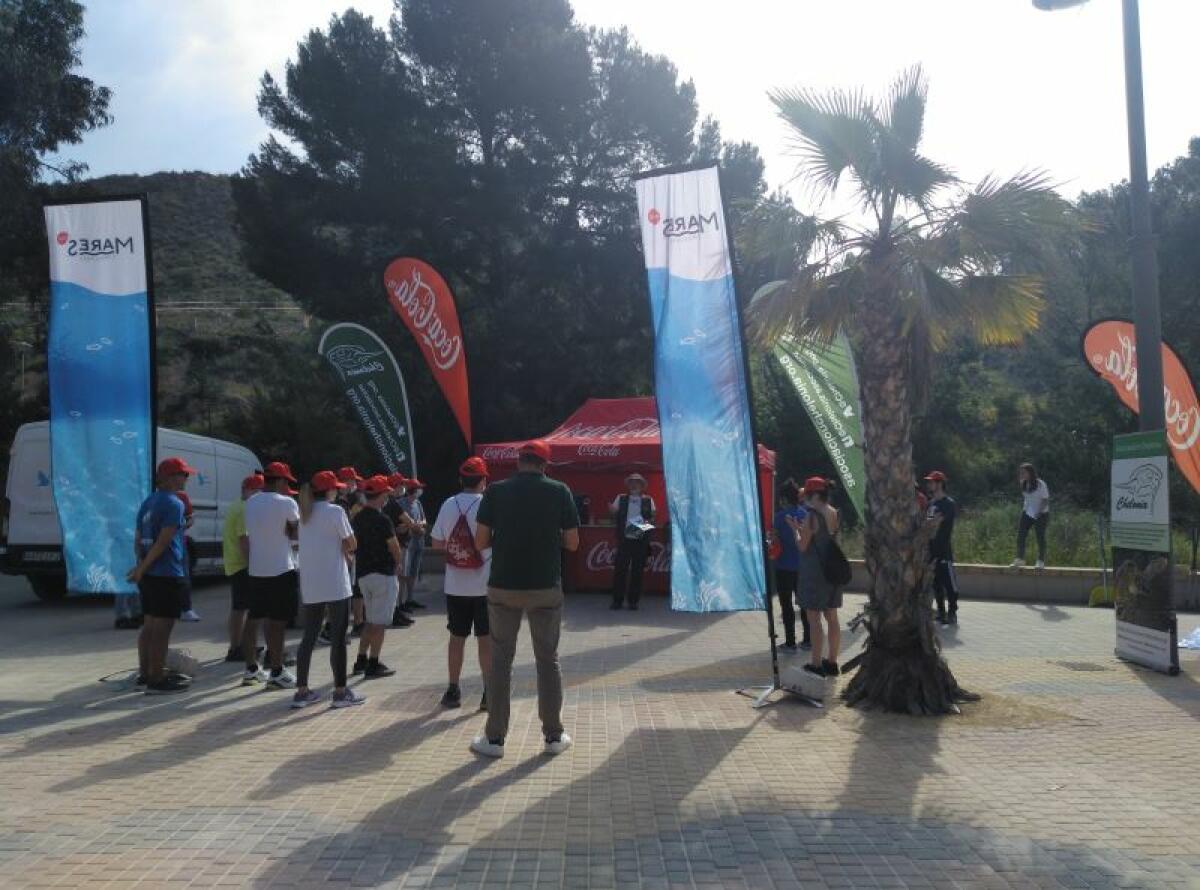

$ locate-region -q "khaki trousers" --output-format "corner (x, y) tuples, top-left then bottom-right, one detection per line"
(483, 586), (564, 741)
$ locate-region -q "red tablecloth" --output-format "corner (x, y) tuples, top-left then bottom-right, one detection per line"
(564, 525), (670, 594)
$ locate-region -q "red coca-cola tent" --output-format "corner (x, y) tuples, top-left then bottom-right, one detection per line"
(475, 397), (775, 593)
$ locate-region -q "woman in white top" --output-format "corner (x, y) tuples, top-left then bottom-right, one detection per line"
(1012, 463), (1050, 570)
(293, 470), (364, 709)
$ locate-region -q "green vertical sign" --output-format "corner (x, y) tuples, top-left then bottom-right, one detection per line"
(773, 330), (866, 519)
(318, 323), (417, 477)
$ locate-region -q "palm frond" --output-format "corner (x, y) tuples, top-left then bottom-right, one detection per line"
(768, 86), (875, 196)
(913, 263), (1045, 346)
(746, 265), (862, 348)
(880, 65), (927, 153)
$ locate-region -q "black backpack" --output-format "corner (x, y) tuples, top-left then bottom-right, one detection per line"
(821, 538), (853, 587)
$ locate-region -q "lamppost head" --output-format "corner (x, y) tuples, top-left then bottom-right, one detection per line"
(1032, 0), (1089, 9)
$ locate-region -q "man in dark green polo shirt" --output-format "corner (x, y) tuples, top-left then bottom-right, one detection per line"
(470, 439), (579, 758)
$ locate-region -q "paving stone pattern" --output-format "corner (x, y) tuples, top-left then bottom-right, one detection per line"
(0, 577), (1198, 889)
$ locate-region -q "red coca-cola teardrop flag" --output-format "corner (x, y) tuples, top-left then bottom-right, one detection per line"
(383, 258), (471, 446)
(1082, 318), (1200, 495)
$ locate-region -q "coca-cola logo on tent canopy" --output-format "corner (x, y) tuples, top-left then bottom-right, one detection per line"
(1082, 318), (1200, 494)
(384, 257), (471, 446)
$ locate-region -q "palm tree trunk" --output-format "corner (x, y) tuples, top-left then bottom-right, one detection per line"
(841, 305), (976, 715)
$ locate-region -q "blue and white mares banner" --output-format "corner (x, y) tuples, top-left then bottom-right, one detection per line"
(44, 198), (155, 594)
(635, 164), (766, 612)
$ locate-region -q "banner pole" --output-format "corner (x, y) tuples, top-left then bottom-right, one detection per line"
(140, 195), (159, 475)
(712, 165), (785, 705)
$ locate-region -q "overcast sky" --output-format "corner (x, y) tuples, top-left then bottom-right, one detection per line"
(59, 0), (1198, 211)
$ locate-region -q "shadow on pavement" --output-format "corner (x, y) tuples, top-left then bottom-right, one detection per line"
(1024, 603), (1071, 622)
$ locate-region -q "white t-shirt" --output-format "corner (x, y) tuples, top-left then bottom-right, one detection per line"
(1022, 479), (1050, 519)
(245, 491), (300, 577)
(431, 492), (490, 597)
(297, 501), (354, 605)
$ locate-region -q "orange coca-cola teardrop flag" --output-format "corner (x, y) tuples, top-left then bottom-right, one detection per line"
(383, 258), (471, 446)
(1082, 318), (1200, 494)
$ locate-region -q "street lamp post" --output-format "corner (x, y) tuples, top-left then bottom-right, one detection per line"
(1035, 0), (1165, 431)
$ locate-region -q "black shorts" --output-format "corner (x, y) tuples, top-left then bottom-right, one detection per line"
(247, 570), (299, 622)
(351, 582), (363, 600)
(139, 575), (187, 620)
(229, 569), (251, 611)
(446, 595), (489, 638)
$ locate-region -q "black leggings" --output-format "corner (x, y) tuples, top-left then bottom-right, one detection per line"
(296, 599), (349, 688)
(1017, 512), (1049, 562)
(772, 569), (810, 645)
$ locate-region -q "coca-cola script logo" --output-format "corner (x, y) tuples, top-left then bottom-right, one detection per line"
(479, 445), (520, 461)
(1092, 330), (1200, 452)
(577, 444), (620, 457)
(387, 266), (462, 371)
(585, 540), (670, 574)
(548, 418), (660, 442)
(323, 344), (386, 380)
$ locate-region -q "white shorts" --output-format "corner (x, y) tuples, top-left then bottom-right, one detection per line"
(359, 573), (399, 625)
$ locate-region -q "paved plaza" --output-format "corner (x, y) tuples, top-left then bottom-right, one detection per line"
(0, 575), (1198, 890)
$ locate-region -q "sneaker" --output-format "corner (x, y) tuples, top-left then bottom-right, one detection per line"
(364, 660), (395, 678)
(470, 735), (505, 758)
(145, 676), (189, 695)
(1035, 560), (1045, 570)
(351, 654), (368, 676)
(803, 663), (826, 679)
(180, 609), (201, 622)
(165, 670), (192, 684)
(544, 732), (573, 755)
(290, 689), (322, 709)
(407, 599), (426, 610)
(241, 667), (269, 686)
(397, 602), (414, 614)
(391, 613), (414, 628)
(1009, 558), (1025, 569)
(799, 640), (812, 651)
(267, 669), (297, 689)
(440, 684), (462, 709)
(331, 687), (366, 709)
(223, 647), (243, 663)
(821, 659), (840, 677)
(781, 641), (798, 652)
(478, 692), (487, 712)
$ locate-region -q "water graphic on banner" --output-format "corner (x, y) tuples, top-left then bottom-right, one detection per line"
(635, 164), (766, 612)
(318, 323), (417, 477)
(44, 199), (154, 594)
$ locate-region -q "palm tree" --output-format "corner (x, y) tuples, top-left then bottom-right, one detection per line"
(747, 67), (1077, 714)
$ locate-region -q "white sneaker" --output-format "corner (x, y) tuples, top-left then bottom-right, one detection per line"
(267, 669), (297, 689)
(544, 732), (573, 756)
(180, 609), (201, 622)
(1035, 560), (1045, 570)
(470, 735), (505, 758)
(241, 668), (269, 686)
(1008, 559), (1024, 569)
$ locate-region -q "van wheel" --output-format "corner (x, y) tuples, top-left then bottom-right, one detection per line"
(29, 575), (68, 601)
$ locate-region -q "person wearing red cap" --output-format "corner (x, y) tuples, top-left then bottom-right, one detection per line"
(333, 467), (367, 640)
(221, 473), (264, 662)
(242, 461), (301, 688)
(470, 439), (579, 758)
(789, 476), (844, 679)
(430, 456), (492, 710)
(127, 456), (196, 694)
(292, 471), (364, 709)
(382, 473), (418, 627)
(350, 475), (405, 678)
(923, 470), (959, 625)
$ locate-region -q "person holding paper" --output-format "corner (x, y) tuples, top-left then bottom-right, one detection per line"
(609, 473), (655, 611)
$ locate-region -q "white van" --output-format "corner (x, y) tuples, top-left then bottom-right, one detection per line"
(1, 422), (261, 600)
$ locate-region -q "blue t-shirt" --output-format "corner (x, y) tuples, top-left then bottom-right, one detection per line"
(136, 490), (187, 577)
(773, 506), (807, 571)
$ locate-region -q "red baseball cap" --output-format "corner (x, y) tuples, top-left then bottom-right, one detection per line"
(311, 470), (347, 493)
(924, 470), (948, 483)
(337, 466), (363, 483)
(387, 472), (407, 490)
(157, 456), (196, 478)
(459, 456), (489, 478)
(803, 476), (828, 494)
(362, 474), (393, 496)
(519, 440), (552, 462)
(243, 473), (265, 491)
(176, 490), (193, 515)
(263, 461), (297, 483)
(408, 478), (426, 489)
